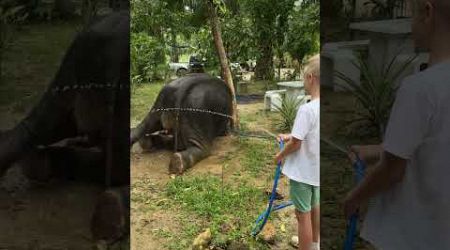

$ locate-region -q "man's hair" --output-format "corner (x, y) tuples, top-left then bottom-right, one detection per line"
(304, 54), (320, 78)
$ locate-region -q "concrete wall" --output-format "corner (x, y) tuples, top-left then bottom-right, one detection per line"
(349, 0), (412, 19)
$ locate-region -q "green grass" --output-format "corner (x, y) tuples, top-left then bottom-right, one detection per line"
(239, 138), (276, 177)
(164, 175), (270, 249)
(1, 21), (80, 109)
(131, 82), (165, 127)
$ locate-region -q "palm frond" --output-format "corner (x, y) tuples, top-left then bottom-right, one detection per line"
(335, 50), (415, 138)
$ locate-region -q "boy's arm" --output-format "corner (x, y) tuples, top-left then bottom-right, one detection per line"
(275, 137), (301, 164)
(344, 151), (407, 218)
(274, 106), (311, 164)
(349, 144), (382, 165)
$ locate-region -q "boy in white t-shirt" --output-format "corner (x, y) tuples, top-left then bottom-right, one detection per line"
(274, 54), (320, 250)
(344, 0), (450, 249)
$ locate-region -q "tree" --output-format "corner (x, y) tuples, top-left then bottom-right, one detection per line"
(131, 0), (239, 127)
(81, 0), (99, 26)
(206, 0), (238, 129)
(173, 0), (238, 128)
(243, 0), (297, 80)
(285, 1), (319, 64)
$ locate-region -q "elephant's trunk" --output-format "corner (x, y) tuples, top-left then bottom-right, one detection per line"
(130, 110), (162, 147)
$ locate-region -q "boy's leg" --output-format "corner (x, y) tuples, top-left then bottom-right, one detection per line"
(290, 179), (314, 250)
(311, 186), (320, 247)
(311, 205), (320, 243)
(296, 209), (313, 250)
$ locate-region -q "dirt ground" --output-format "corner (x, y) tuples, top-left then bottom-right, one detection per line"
(0, 183), (101, 249)
(130, 102), (299, 250)
(0, 112), (125, 250)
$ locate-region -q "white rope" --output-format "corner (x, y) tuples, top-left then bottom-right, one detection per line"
(150, 107), (233, 119)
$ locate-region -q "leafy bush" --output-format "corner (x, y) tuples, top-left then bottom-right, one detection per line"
(274, 94), (303, 132)
(335, 53), (416, 138)
(131, 32), (168, 84)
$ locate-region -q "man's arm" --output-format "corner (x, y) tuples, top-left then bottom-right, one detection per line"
(344, 150), (407, 218)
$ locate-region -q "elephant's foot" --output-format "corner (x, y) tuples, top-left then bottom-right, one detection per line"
(137, 136), (154, 152)
(169, 152), (185, 175)
(168, 145), (210, 175)
(0, 130), (28, 177)
(91, 186), (129, 243)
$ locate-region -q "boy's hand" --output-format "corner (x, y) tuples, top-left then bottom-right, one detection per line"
(276, 134), (291, 143)
(274, 152), (284, 165)
(343, 191), (361, 219)
(348, 145), (360, 164)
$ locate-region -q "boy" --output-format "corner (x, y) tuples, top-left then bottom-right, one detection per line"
(274, 54), (320, 250)
(344, 0), (450, 249)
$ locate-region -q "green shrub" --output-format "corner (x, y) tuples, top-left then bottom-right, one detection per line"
(274, 95), (303, 132)
(335, 52), (416, 138)
(131, 32), (168, 84)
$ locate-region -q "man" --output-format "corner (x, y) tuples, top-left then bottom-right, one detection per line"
(344, 0), (450, 249)
(275, 54), (320, 250)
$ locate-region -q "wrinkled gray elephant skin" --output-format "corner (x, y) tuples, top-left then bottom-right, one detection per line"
(130, 73), (233, 175)
(0, 11), (130, 243)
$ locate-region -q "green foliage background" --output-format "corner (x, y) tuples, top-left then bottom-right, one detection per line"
(130, 0), (320, 84)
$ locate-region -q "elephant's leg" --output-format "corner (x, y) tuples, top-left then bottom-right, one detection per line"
(91, 185), (130, 243)
(130, 111), (162, 146)
(0, 112), (77, 176)
(0, 35), (82, 175)
(169, 141), (211, 175)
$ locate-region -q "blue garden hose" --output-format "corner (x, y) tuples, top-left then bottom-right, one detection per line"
(251, 139), (293, 237)
(343, 155), (366, 250)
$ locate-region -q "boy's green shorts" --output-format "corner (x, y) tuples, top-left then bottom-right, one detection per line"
(289, 179), (320, 213)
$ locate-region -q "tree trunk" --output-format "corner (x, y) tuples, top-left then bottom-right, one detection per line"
(0, 45), (3, 85)
(207, 1), (238, 130)
(0, 22), (5, 86)
(0, 36), (3, 86)
(277, 50), (284, 80)
(82, 0), (98, 26)
(255, 41), (274, 80)
(170, 32), (179, 63)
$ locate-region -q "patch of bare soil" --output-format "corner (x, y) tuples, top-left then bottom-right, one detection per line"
(0, 116), (116, 250)
(0, 183), (102, 249)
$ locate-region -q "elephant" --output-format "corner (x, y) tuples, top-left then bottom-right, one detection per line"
(0, 11), (130, 243)
(130, 73), (233, 174)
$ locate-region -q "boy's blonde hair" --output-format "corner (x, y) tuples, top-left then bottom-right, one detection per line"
(411, 0), (450, 20)
(303, 54), (320, 78)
